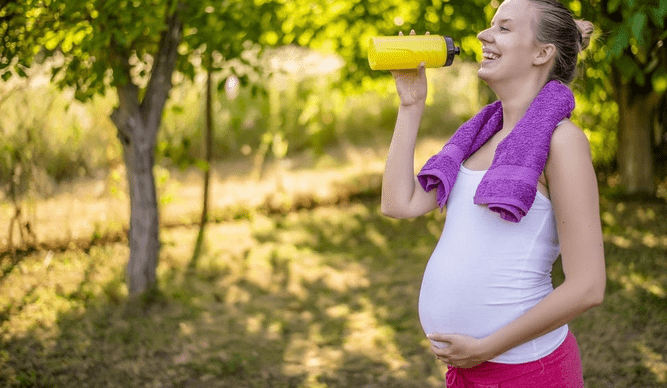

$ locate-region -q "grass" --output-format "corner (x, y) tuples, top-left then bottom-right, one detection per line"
(1, 143), (667, 388)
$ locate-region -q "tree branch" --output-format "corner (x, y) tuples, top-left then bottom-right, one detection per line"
(110, 50), (141, 147)
(140, 8), (182, 135)
(111, 82), (141, 147)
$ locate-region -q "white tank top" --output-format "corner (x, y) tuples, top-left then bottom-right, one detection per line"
(418, 164), (568, 364)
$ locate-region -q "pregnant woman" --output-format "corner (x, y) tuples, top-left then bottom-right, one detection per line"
(380, 0), (606, 386)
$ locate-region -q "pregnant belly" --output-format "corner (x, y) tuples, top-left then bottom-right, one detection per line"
(417, 252), (552, 340)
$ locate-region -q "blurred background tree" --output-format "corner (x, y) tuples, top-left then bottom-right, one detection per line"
(0, 0), (282, 296)
(578, 0), (667, 195)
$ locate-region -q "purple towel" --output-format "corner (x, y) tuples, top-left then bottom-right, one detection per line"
(417, 80), (575, 222)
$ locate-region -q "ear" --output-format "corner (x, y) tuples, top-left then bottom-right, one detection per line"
(533, 43), (557, 66)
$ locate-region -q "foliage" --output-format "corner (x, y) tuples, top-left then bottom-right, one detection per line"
(574, 0), (667, 150)
(1, 92), (113, 188)
(0, 0), (430, 96)
(159, 61), (473, 168)
(0, 0), (495, 96)
(572, 68), (620, 171)
(2, 0), (663, 172)
(0, 0), (292, 104)
(2, 0), (664, 143)
(1, 0), (170, 100)
(575, 0), (667, 192)
(0, 69), (120, 194)
(577, 0), (667, 92)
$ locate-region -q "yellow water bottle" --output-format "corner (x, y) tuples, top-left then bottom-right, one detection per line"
(368, 35), (460, 71)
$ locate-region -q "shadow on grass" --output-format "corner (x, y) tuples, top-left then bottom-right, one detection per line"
(1, 196), (666, 388)
(0, 245), (307, 387)
(0, 198), (446, 388)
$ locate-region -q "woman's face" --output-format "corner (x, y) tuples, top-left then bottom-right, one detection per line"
(476, 0), (542, 84)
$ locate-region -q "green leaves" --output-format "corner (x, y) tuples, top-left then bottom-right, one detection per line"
(607, 0), (622, 14)
(3, 0), (663, 107)
(579, 0), (666, 92)
(608, 24), (629, 59)
(652, 69), (667, 94)
(649, 0), (667, 27)
(630, 12), (647, 46)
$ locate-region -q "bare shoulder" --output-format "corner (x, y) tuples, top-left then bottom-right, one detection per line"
(546, 120), (592, 176)
(549, 120), (592, 162)
(545, 119), (599, 214)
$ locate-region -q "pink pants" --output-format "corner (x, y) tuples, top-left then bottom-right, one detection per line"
(445, 331), (584, 388)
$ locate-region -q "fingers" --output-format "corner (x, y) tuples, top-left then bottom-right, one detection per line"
(435, 350), (460, 368)
(398, 30), (431, 36)
(430, 345), (452, 361)
(430, 345), (460, 367)
(418, 62), (426, 76)
(435, 353), (457, 368)
(427, 333), (453, 344)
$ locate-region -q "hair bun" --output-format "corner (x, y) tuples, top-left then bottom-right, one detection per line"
(575, 19), (594, 52)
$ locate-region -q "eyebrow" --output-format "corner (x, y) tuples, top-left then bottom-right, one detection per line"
(491, 18), (514, 25)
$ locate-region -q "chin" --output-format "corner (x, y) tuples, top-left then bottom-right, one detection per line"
(477, 68), (494, 83)
(478, 63), (510, 86)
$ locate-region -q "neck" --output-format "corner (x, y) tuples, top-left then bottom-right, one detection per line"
(490, 75), (549, 130)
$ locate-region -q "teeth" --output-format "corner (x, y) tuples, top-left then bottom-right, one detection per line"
(483, 52), (500, 60)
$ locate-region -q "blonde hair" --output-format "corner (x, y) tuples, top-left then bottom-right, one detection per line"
(528, 0), (594, 84)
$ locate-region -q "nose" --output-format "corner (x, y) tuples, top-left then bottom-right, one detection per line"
(477, 27), (492, 44)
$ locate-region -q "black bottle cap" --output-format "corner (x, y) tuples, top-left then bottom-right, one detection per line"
(443, 36), (461, 67)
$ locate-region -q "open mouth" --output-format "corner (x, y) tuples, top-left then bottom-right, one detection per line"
(483, 52), (501, 60)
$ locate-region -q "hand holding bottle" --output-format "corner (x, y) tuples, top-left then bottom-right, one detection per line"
(368, 31), (459, 70)
(391, 31), (428, 108)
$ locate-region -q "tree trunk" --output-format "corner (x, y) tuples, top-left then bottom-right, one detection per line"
(191, 68), (214, 266)
(612, 67), (657, 195)
(110, 13), (182, 296)
(115, 97), (161, 295)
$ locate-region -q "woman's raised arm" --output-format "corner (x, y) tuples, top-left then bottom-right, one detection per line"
(380, 61), (439, 219)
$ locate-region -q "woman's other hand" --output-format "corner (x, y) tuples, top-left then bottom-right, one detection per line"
(427, 333), (491, 369)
